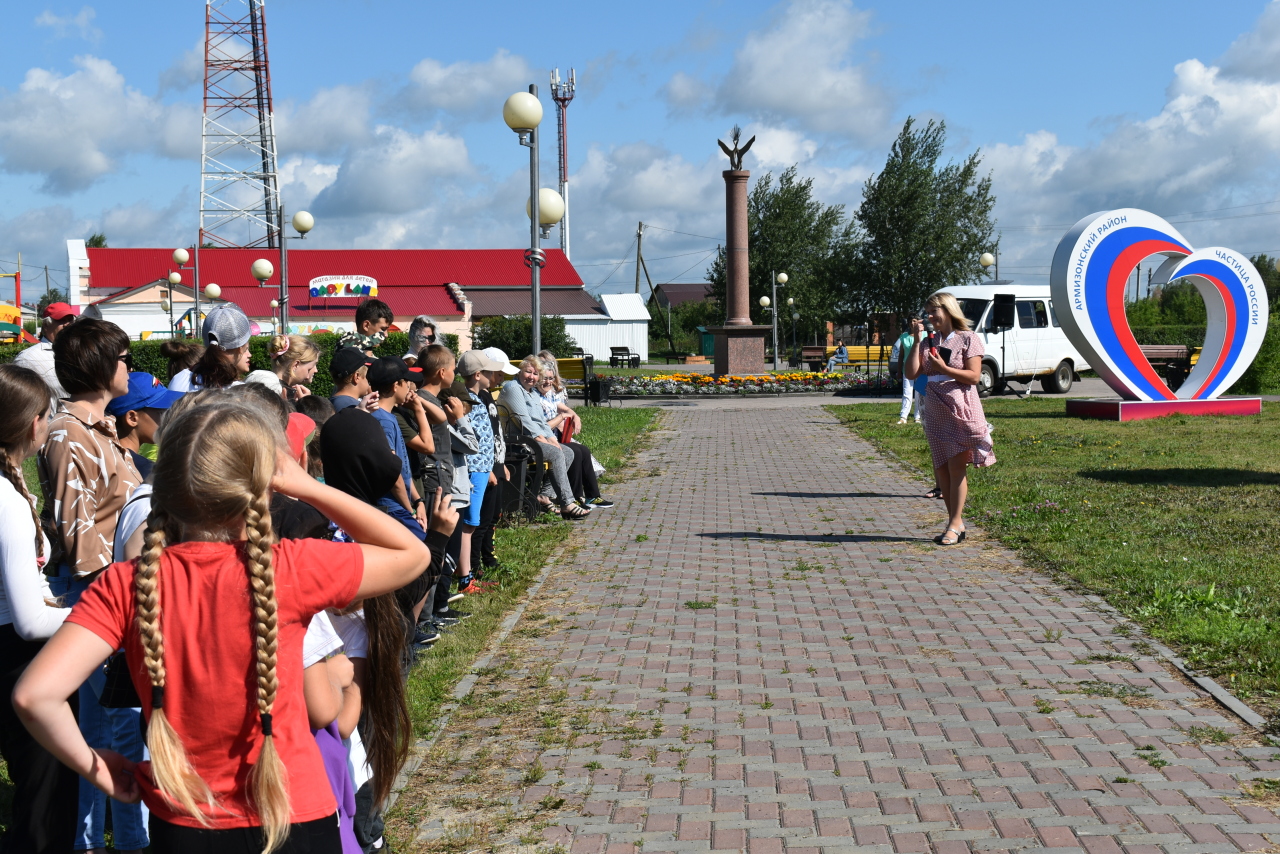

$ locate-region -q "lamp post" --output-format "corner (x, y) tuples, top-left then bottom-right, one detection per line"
(270, 299), (280, 334)
(770, 271), (788, 371)
(272, 209), (313, 335)
(758, 294), (771, 355)
(788, 297), (798, 367)
(504, 87), (550, 354)
(252, 259), (274, 334)
(164, 270), (180, 337)
(171, 248), (192, 335)
(980, 251), (998, 281)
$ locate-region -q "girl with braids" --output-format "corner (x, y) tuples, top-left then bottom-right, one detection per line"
(246, 334), (322, 402)
(14, 399), (432, 854)
(0, 364), (77, 853)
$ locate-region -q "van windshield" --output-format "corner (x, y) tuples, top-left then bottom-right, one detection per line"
(957, 299), (989, 329)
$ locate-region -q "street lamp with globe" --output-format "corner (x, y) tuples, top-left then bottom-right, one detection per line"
(769, 272), (788, 370)
(504, 88), (562, 354)
(272, 210), (313, 335)
(980, 251), (998, 280)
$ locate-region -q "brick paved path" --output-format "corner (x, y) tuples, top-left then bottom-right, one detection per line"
(516, 402), (1280, 853)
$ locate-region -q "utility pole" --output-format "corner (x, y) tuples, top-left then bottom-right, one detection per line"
(633, 222), (645, 294)
(44, 266), (49, 301)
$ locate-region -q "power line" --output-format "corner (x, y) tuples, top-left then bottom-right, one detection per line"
(593, 236), (637, 290)
(656, 249), (718, 286)
(642, 224), (725, 242)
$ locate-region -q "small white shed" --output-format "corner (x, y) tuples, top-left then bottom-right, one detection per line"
(562, 293), (650, 362)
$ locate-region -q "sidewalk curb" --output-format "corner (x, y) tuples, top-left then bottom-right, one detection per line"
(384, 538), (573, 813)
(1079, 593), (1271, 734)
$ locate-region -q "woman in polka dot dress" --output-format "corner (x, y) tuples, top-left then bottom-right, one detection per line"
(904, 292), (996, 546)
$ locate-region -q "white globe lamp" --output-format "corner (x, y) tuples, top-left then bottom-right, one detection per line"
(503, 92), (543, 132)
(759, 296), (770, 308)
(251, 258), (274, 283)
(168, 272), (181, 285)
(291, 210), (314, 236)
(204, 283), (221, 299)
(776, 272), (788, 285)
(526, 188), (565, 226)
(980, 252), (996, 269)
(172, 248), (190, 266)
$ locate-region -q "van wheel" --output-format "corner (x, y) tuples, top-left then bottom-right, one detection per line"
(1041, 360), (1074, 394)
(978, 362), (1002, 398)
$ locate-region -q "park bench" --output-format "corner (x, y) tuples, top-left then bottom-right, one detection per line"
(609, 346), (641, 369)
(802, 345), (892, 373)
(1138, 344), (1201, 389)
(556, 356), (613, 406)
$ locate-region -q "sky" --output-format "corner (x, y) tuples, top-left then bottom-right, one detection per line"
(1, 0), (1279, 303)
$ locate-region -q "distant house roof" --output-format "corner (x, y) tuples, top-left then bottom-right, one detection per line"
(652, 282), (712, 308)
(84, 247), (587, 320)
(465, 286), (604, 318)
(599, 293), (651, 321)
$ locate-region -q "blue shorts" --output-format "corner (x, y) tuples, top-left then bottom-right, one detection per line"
(462, 471), (489, 527)
(380, 501), (427, 542)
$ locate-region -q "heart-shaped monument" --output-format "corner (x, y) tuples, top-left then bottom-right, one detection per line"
(1050, 209), (1269, 402)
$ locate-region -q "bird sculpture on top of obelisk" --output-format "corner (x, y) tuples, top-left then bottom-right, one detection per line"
(709, 126), (769, 375)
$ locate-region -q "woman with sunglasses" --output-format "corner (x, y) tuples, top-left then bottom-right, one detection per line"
(39, 317), (148, 854)
(404, 315), (438, 367)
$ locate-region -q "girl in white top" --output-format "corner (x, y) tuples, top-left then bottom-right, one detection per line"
(0, 363), (77, 851)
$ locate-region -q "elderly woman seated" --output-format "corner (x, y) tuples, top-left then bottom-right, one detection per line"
(500, 355), (591, 520)
(536, 356), (612, 509)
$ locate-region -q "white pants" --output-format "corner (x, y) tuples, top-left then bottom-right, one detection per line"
(899, 377), (921, 421)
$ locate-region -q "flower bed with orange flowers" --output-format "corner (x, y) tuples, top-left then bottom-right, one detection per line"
(606, 370), (893, 395)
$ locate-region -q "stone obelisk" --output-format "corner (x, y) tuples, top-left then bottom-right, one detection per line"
(710, 127), (769, 376)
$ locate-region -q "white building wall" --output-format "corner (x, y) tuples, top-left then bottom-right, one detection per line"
(562, 317), (649, 362)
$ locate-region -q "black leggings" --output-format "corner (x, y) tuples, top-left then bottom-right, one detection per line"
(0, 623), (79, 854)
(565, 441), (600, 501)
(473, 474), (503, 571)
(149, 813), (342, 853)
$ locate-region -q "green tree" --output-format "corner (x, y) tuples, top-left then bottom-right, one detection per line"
(1251, 253), (1280, 307)
(854, 117), (996, 323)
(37, 288), (67, 315)
(1160, 281), (1208, 325)
(85, 233), (107, 248)
(471, 315), (578, 359)
(706, 166), (859, 343)
(648, 298), (721, 354)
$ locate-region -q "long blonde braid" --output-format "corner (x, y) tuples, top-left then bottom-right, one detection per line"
(244, 476), (290, 853)
(1, 456), (42, 560)
(133, 506), (217, 822)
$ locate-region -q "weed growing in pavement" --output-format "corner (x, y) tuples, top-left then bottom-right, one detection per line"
(1033, 698), (1055, 714)
(684, 600), (715, 610)
(1186, 725), (1233, 745)
(1136, 745), (1170, 768)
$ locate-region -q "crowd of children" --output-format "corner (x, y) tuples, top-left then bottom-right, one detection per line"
(0, 297), (610, 853)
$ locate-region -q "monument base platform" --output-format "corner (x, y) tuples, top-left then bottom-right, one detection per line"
(1066, 397), (1262, 421)
(708, 325), (770, 377)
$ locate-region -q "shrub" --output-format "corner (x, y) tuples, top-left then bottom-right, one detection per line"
(1228, 313), (1280, 395)
(471, 315), (578, 359)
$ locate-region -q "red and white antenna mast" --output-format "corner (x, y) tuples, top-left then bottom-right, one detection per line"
(550, 67), (575, 259)
(200, 0), (280, 250)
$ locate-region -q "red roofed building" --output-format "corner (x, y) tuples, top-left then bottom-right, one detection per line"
(67, 241), (603, 348)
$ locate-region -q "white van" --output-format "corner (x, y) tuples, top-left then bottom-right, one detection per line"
(930, 282), (1092, 397)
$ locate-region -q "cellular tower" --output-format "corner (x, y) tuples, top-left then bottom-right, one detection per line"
(550, 68), (576, 259)
(200, 0), (281, 250)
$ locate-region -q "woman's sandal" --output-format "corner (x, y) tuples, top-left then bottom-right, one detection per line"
(925, 487), (942, 499)
(935, 528), (966, 546)
(561, 503), (591, 520)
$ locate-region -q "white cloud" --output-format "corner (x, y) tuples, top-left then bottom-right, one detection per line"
(310, 126), (473, 216)
(401, 50), (535, 122)
(661, 72), (713, 114)
(276, 85), (374, 157)
(984, 37), (1280, 283)
(0, 56), (199, 193)
(279, 156), (340, 210)
(744, 125), (819, 169)
(714, 0), (890, 140)
(159, 42), (203, 94)
(35, 6), (101, 42)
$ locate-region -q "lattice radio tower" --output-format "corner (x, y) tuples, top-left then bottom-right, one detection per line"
(550, 68), (575, 259)
(200, 0), (280, 249)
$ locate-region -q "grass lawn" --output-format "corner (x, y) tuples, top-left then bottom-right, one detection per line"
(828, 399), (1280, 715)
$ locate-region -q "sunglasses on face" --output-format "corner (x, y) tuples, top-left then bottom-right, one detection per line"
(119, 352), (134, 371)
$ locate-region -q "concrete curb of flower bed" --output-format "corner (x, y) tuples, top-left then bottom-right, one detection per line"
(607, 390), (894, 400)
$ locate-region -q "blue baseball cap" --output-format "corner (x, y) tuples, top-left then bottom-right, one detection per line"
(106, 372), (185, 417)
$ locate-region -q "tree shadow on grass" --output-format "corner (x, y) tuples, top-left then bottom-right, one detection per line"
(698, 531), (922, 543)
(1079, 468), (1280, 487)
